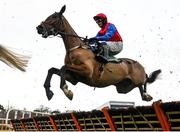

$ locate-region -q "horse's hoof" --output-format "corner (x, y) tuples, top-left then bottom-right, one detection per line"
(66, 90), (73, 100)
(46, 90), (54, 100)
(143, 94), (153, 101)
(62, 84), (73, 100)
(63, 84), (68, 89)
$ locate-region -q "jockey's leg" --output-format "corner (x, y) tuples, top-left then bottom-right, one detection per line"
(101, 44), (120, 62)
(108, 41), (123, 56)
(104, 41), (123, 62)
(97, 43), (110, 61)
(102, 45), (110, 59)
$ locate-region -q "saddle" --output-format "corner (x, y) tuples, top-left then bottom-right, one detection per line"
(85, 39), (122, 63)
(95, 54), (122, 63)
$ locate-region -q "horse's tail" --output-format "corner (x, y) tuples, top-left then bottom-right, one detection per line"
(0, 45), (30, 72)
(146, 69), (161, 83)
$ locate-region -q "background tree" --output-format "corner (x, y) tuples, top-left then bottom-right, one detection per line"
(51, 109), (61, 115)
(0, 104), (4, 110)
(33, 105), (51, 113)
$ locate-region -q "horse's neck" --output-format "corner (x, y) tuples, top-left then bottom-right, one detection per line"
(61, 17), (84, 52)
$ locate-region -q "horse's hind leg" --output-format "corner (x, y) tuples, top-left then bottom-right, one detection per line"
(138, 85), (153, 101)
(44, 67), (61, 100)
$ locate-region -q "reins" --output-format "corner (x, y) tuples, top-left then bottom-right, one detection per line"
(56, 31), (90, 52)
(56, 30), (86, 40)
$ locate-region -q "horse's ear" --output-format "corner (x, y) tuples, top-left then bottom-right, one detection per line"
(59, 5), (66, 16)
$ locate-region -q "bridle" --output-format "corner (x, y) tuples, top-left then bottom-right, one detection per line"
(41, 15), (86, 40)
(40, 14), (90, 52)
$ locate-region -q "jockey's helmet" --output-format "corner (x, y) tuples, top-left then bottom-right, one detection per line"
(93, 13), (107, 27)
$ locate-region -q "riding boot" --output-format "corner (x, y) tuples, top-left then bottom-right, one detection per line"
(102, 45), (110, 60)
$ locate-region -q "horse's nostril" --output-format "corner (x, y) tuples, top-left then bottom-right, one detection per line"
(36, 25), (41, 30)
(37, 30), (41, 34)
(36, 25), (43, 34)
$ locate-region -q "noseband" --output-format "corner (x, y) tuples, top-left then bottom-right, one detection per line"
(40, 22), (59, 38)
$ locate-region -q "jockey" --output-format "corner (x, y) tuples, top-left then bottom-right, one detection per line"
(90, 13), (123, 62)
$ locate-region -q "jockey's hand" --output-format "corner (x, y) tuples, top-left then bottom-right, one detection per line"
(88, 37), (98, 43)
(83, 38), (89, 42)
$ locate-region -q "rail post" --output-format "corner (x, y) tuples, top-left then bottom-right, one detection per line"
(49, 116), (58, 131)
(70, 113), (82, 131)
(101, 108), (116, 131)
(153, 100), (171, 131)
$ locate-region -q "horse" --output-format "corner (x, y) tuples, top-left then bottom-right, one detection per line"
(0, 44), (29, 72)
(36, 5), (161, 101)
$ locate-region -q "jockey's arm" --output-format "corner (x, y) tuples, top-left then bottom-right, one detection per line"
(96, 24), (117, 41)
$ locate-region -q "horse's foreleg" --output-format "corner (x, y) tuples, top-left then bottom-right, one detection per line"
(59, 66), (74, 100)
(44, 67), (61, 100)
(44, 66), (78, 100)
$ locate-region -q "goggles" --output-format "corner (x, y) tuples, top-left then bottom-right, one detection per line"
(95, 19), (103, 23)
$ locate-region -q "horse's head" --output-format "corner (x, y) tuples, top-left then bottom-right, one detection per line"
(36, 5), (66, 38)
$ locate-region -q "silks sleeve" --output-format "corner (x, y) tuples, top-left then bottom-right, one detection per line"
(96, 24), (117, 41)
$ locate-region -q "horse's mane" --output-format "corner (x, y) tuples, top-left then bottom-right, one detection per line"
(0, 45), (30, 72)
